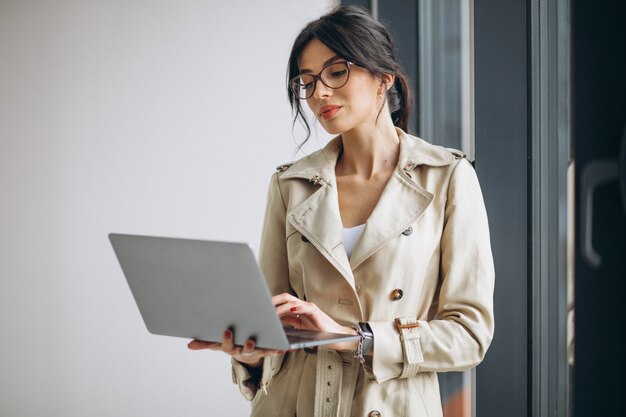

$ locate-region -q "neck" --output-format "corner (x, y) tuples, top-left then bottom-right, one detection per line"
(337, 115), (400, 179)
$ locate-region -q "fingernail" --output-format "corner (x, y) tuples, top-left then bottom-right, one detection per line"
(224, 330), (232, 339)
(290, 307), (298, 312)
(246, 342), (254, 350)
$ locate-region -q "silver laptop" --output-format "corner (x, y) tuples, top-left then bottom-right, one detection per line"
(108, 233), (359, 350)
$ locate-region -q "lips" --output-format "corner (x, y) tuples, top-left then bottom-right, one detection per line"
(319, 105), (342, 120)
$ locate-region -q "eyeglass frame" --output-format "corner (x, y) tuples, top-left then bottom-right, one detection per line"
(290, 60), (354, 100)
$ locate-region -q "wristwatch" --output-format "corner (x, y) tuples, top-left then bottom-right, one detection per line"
(352, 321), (374, 363)
(358, 322), (374, 355)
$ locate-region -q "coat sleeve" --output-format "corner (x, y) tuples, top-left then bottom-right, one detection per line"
(367, 158), (495, 383)
(231, 172), (292, 399)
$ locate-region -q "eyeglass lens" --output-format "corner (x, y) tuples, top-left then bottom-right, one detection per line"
(292, 62), (350, 99)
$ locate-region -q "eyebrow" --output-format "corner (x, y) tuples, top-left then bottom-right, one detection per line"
(299, 55), (343, 74)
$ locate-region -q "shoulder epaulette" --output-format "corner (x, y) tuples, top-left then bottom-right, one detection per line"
(275, 163), (294, 172)
(447, 148), (465, 159)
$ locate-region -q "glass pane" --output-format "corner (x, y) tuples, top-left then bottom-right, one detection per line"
(417, 0), (474, 159)
(439, 369), (474, 417)
(417, 1), (475, 416)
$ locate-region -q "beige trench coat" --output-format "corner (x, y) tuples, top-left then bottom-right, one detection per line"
(232, 128), (495, 417)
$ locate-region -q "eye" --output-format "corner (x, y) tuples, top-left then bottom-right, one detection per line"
(297, 75), (315, 89)
(329, 69), (347, 78)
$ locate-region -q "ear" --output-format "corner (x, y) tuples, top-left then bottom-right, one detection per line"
(378, 73), (395, 94)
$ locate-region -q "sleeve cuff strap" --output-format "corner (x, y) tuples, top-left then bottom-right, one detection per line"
(396, 317), (424, 378)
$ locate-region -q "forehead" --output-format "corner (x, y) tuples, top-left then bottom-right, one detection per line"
(297, 38), (339, 72)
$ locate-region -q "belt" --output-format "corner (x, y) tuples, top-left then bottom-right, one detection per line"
(314, 348), (344, 417)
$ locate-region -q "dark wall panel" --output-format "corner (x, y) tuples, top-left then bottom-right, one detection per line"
(474, 0), (528, 416)
(377, 0), (419, 133)
(341, 0), (370, 12)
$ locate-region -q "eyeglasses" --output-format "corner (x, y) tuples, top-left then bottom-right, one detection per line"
(290, 60), (353, 100)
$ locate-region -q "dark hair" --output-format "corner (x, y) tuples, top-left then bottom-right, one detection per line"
(287, 5), (412, 147)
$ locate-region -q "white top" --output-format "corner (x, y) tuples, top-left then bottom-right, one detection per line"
(342, 224), (366, 258)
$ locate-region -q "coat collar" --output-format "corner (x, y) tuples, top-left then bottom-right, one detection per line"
(281, 128), (456, 182)
(283, 128), (456, 295)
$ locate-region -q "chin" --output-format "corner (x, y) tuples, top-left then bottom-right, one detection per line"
(319, 119), (352, 136)
(322, 127), (344, 135)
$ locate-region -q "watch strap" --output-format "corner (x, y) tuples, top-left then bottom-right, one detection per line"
(358, 322), (374, 356)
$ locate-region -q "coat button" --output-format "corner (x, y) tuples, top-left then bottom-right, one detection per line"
(368, 411), (382, 417)
(402, 226), (413, 236)
(391, 289), (403, 301)
(301, 235), (309, 242)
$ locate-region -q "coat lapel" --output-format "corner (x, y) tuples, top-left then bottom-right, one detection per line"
(280, 128), (458, 283)
(283, 137), (355, 287)
(287, 179), (354, 285)
(348, 169), (434, 270)
(349, 129), (456, 269)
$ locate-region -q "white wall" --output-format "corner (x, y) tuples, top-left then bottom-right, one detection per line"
(0, 1), (334, 416)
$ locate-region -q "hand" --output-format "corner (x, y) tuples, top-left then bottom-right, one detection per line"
(273, 293), (358, 351)
(187, 329), (284, 367)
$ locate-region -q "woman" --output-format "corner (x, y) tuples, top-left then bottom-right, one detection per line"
(189, 5), (494, 417)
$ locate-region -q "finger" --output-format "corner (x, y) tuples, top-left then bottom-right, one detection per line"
(240, 339), (256, 357)
(283, 301), (316, 317)
(280, 315), (303, 328)
(254, 348), (287, 357)
(285, 303), (328, 328)
(271, 292), (298, 307)
(234, 342), (263, 365)
(222, 329), (236, 353)
(276, 299), (318, 317)
(187, 340), (220, 350)
(235, 346), (282, 367)
(275, 300), (304, 317)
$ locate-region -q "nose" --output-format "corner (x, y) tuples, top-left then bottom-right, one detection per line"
(312, 77), (333, 100)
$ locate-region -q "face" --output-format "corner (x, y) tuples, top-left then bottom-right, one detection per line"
(297, 38), (389, 135)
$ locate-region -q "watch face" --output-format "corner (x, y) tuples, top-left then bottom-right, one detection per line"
(359, 322), (373, 334)
(357, 322), (374, 355)
(362, 337), (373, 356)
